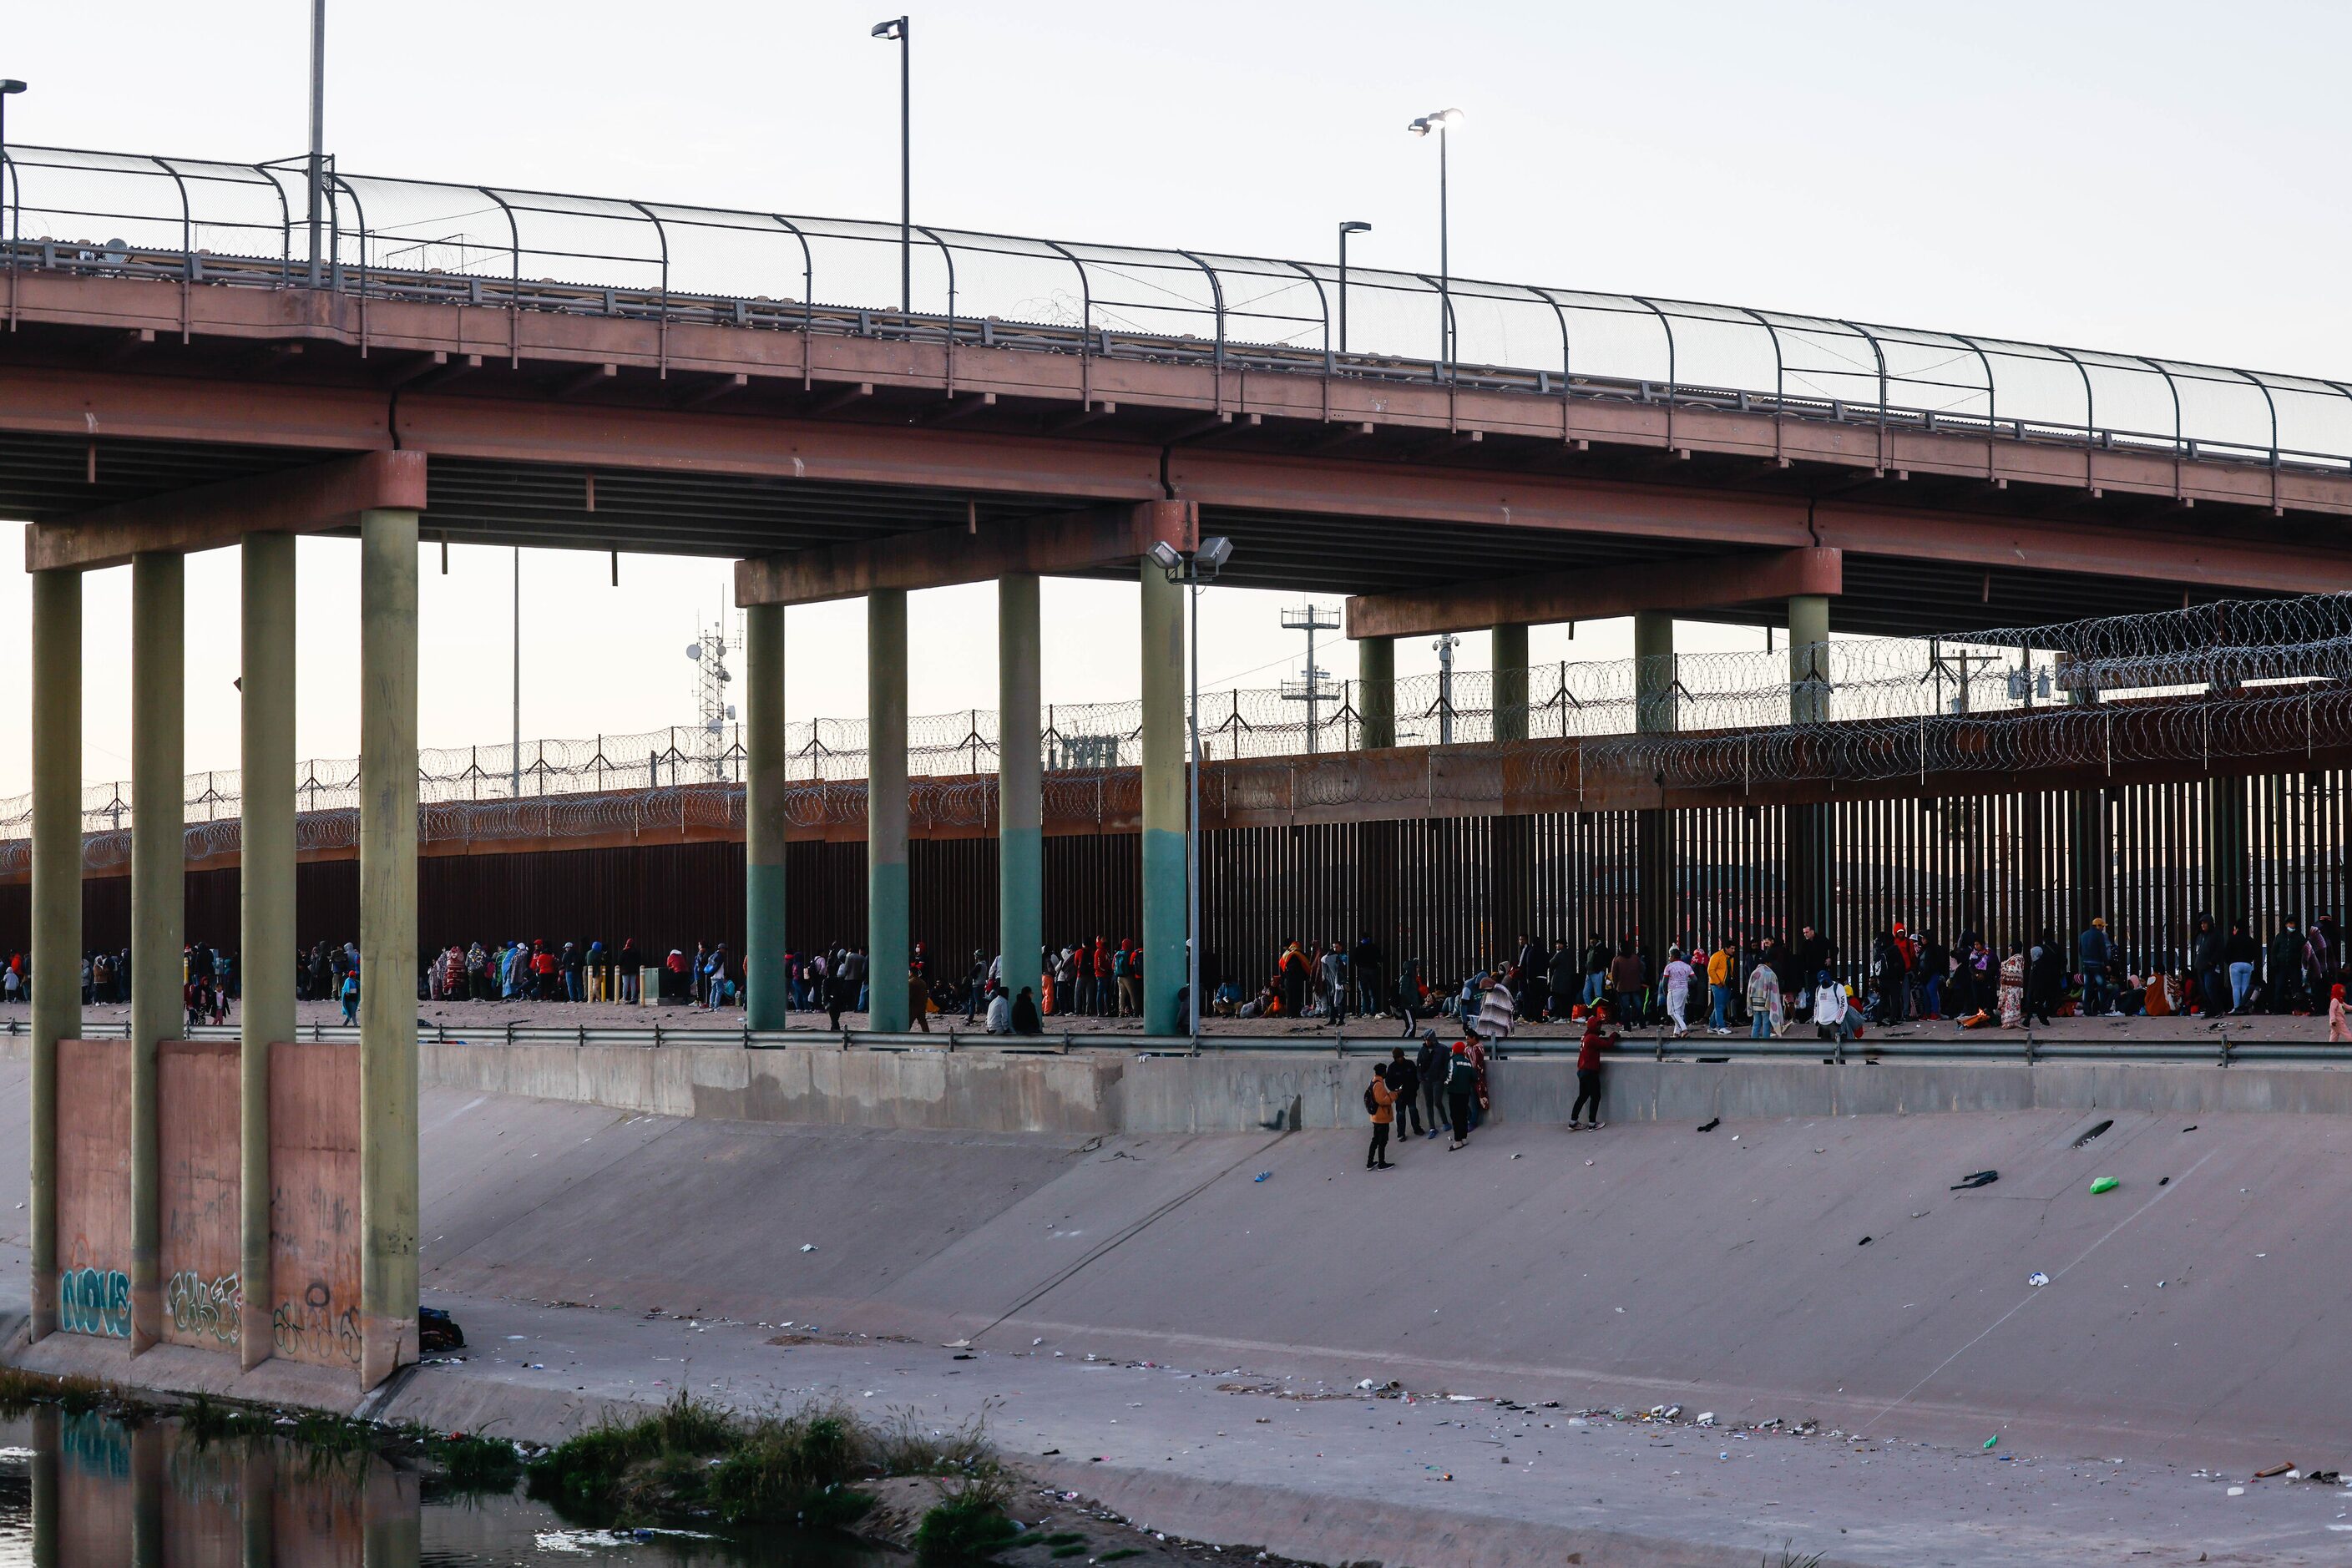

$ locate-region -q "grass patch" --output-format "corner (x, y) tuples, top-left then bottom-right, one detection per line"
(522, 1392), (1001, 1531)
(432, 1431), (525, 1493)
(913, 1487), (1021, 1563)
(0, 1368), (110, 1418)
(1098, 1551), (1145, 1563)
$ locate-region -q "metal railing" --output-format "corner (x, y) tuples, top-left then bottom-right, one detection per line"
(0, 1012), (2330, 1066)
(8, 143), (2352, 471)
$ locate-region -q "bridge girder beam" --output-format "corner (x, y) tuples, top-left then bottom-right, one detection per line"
(1345, 546), (1844, 640)
(733, 499), (1198, 607)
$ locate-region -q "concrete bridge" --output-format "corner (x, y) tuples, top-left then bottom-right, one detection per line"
(8, 142), (2352, 1390)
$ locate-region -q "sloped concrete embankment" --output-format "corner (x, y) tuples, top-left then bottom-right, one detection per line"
(421, 1035), (2352, 1134)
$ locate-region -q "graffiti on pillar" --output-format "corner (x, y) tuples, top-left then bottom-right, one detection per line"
(273, 1280), (362, 1366)
(58, 1265), (131, 1339)
(164, 1269), (242, 1348)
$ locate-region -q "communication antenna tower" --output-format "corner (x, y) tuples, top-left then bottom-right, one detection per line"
(685, 620), (738, 781)
(1280, 604), (1343, 753)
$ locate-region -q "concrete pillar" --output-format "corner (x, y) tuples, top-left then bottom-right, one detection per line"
(866, 589), (910, 1031)
(129, 551), (184, 1354)
(239, 533), (296, 1370)
(1491, 624), (1529, 742)
(1632, 611), (1673, 974)
(357, 508), (419, 1389)
(1786, 594), (1834, 940)
(1140, 560), (1186, 1034)
(28, 1409), (57, 1566)
(743, 602), (789, 1029)
(28, 569), (81, 1343)
(1356, 635), (1394, 749)
(998, 574), (1042, 1001)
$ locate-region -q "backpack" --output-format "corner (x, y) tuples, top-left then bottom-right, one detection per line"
(1363, 1081), (1379, 1115)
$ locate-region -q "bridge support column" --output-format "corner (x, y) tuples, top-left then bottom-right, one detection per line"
(867, 589), (911, 1031)
(357, 508), (419, 1388)
(999, 574), (1042, 1006)
(239, 533), (296, 1371)
(1786, 594), (1834, 943)
(1356, 635), (1394, 750)
(743, 601), (789, 1030)
(129, 552), (184, 1354)
(1141, 560), (1185, 1034)
(28, 569), (82, 1343)
(1633, 612), (1676, 980)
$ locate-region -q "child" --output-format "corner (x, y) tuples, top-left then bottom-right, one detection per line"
(2330, 984), (2349, 1044)
(340, 969), (360, 1025)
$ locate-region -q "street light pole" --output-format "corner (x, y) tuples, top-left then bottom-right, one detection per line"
(872, 17), (911, 315)
(1337, 220), (1370, 356)
(1151, 537), (1232, 1039)
(1408, 108), (1463, 367)
(307, 0), (326, 285)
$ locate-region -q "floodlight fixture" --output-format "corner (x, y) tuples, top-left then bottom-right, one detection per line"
(1148, 540), (1184, 574)
(1197, 535), (1234, 574)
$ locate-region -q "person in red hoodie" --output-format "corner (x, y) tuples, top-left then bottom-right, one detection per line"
(1571, 1004), (1615, 1130)
(1092, 938), (1113, 1018)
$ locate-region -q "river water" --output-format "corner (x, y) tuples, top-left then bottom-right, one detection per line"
(0, 1409), (889, 1565)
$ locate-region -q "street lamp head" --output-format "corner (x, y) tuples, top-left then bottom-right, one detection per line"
(1196, 536), (1234, 574)
(0, 80), (27, 95)
(1339, 220), (1372, 236)
(871, 18), (906, 39)
(1147, 540), (1185, 574)
(1409, 107), (1463, 135)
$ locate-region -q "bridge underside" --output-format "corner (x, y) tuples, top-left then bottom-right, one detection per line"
(6, 273), (2349, 630)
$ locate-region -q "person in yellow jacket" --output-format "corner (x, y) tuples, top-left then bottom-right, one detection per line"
(1364, 1068), (1397, 1170)
(1707, 941), (1736, 1034)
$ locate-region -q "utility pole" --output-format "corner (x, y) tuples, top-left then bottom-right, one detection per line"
(1280, 604), (1342, 753)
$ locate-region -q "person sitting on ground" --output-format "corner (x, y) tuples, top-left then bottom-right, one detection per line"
(1010, 986), (1042, 1036)
(984, 985), (1012, 1034)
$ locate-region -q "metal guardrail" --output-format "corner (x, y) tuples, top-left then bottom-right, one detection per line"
(8, 142), (2352, 473)
(0, 1013), (2332, 1066)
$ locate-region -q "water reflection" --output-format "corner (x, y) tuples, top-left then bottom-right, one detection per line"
(0, 1408), (886, 1566)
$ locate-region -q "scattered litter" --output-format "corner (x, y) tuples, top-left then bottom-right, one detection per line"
(1696, 1412), (1716, 1427)
(1951, 1170), (1999, 1191)
(2027, 1272), (2051, 1287)
(1730, 1134), (1740, 1141)
(1696, 1118), (1720, 1132)
(1984, 1436), (1999, 1449)
(2071, 1119), (2114, 1149)
(2089, 1177), (2120, 1196)
(2309, 1469), (2342, 1484)
(2183, 1125), (2198, 1133)
(2227, 1485), (2244, 1496)
(536, 1528), (712, 1551)
(2159, 1176), (2170, 1186)
(799, 1244), (818, 1252)
(1033, 1338), (1044, 1346)
(2254, 1462), (2295, 1480)
(1252, 1172), (1272, 1183)
(1857, 1237), (1872, 1247)
(1510, 1151), (1522, 1160)
(1358, 1379), (1377, 1390)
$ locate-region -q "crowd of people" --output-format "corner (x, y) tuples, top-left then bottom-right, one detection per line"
(1211, 913), (2352, 1044)
(3, 910), (2346, 1046)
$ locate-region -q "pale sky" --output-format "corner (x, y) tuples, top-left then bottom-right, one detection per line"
(6, 0), (2349, 796)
